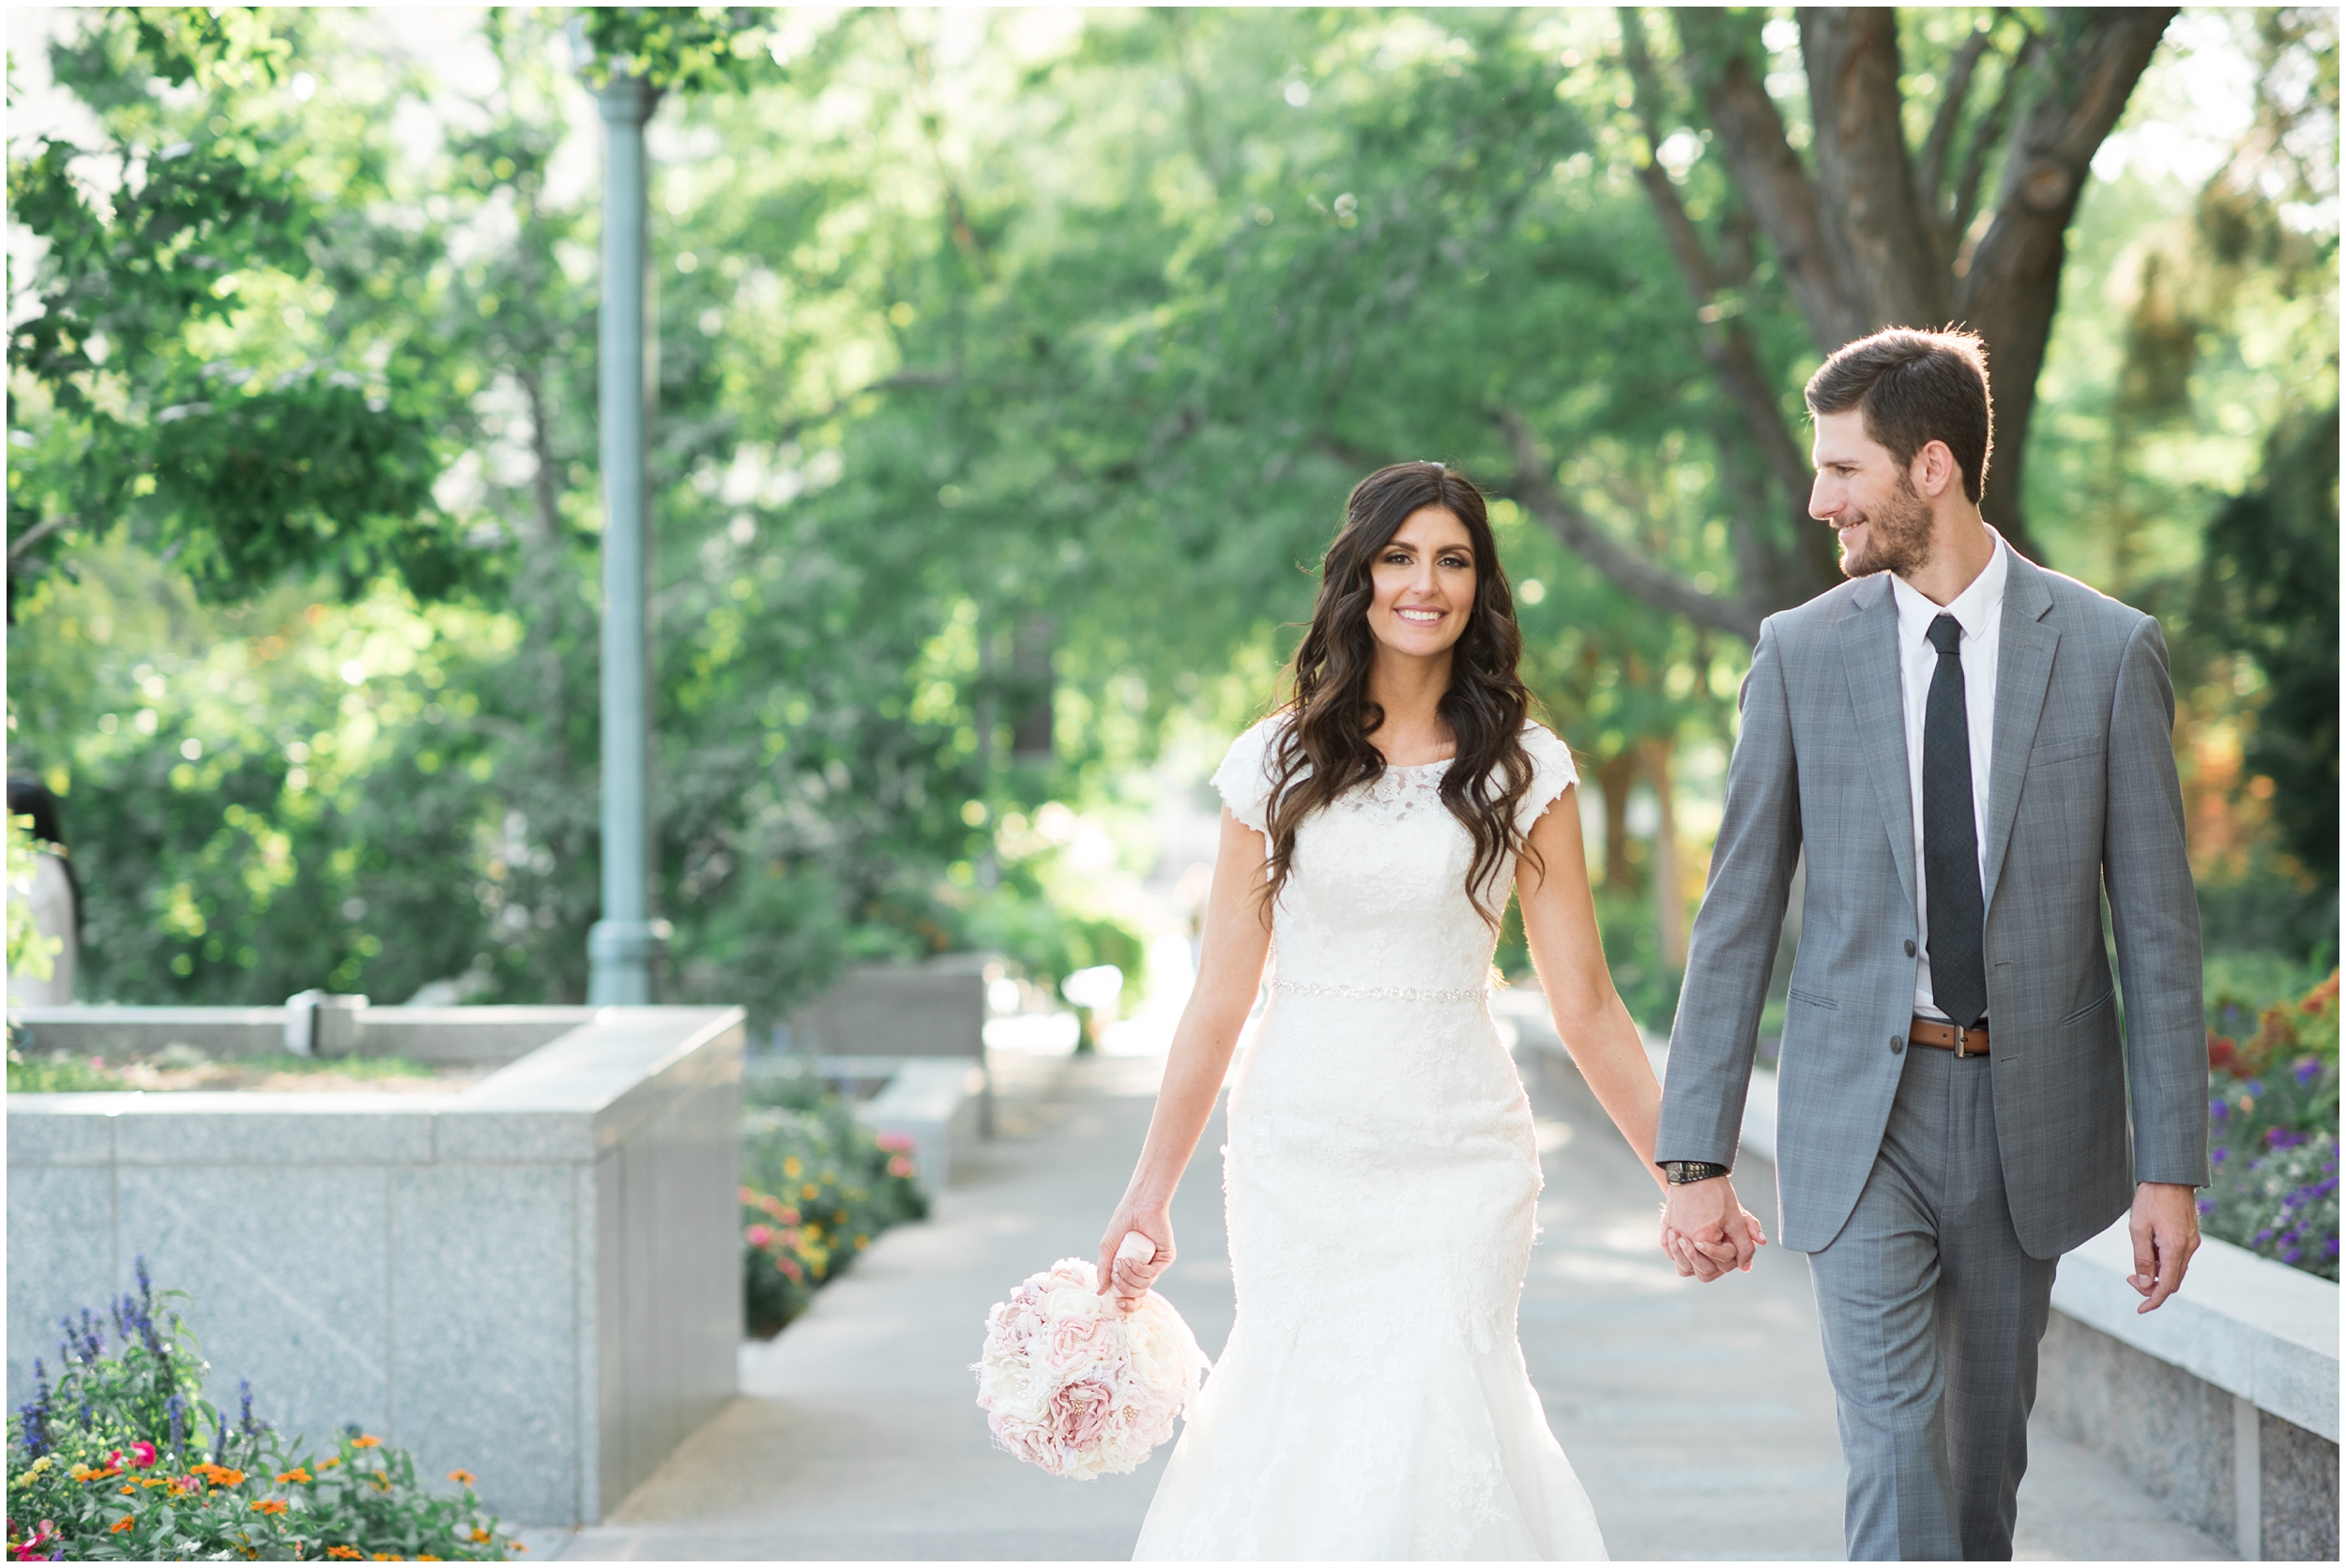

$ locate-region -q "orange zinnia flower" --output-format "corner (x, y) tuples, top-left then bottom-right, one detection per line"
(250, 1499), (288, 1515)
(327, 1548), (365, 1560)
(351, 1435), (382, 1449)
(111, 1517), (135, 1534)
(468, 1528), (492, 1543)
(276, 1468), (312, 1484)
(448, 1469), (475, 1485)
(317, 1457), (341, 1469)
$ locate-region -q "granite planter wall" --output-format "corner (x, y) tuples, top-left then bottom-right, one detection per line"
(2042, 1219), (2338, 1560)
(6, 1005), (745, 1528)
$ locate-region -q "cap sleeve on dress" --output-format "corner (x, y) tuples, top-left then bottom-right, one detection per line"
(1516, 723), (1580, 836)
(1211, 718), (1284, 834)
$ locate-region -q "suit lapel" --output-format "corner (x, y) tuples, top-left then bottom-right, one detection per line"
(1982, 555), (2059, 913)
(1837, 576), (1916, 915)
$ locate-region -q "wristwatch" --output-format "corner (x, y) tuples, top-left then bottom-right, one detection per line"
(1661, 1160), (1731, 1185)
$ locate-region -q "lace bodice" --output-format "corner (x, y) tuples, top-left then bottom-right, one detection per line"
(1210, 717), (1580, 997)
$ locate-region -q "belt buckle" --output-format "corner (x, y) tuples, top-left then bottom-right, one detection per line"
(1955, 1025), (1977, 1058)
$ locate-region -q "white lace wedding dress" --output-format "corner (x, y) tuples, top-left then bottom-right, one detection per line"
(1133, 718), (1607, 1561)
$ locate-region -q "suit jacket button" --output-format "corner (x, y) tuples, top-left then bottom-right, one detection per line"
(1904, 940), (1917, 957)
(1890, 1035), (1905, 1055)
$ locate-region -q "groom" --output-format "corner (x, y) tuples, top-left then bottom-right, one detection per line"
(1653, 327), (2207, 1560)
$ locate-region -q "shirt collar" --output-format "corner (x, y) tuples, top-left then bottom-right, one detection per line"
(1893, 530), (2010, 647)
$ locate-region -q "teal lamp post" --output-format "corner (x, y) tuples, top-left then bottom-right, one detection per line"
(583, 58), (667, 1005)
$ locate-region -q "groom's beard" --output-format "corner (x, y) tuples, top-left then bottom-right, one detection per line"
(1836, 475), (1934, 580)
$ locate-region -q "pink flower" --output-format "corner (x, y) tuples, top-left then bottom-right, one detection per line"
(129, 1442), (157, 1469)
(875, 1132), (916, 1152)
(1046, 1312), (1110, 1371)
(744, 1225), (773, 1248)
(886, 1156), (915, 1179)
(1048, 1378), (1116, 1452)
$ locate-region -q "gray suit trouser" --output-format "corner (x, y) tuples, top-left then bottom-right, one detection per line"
(1806, 1046), (2058, 1561)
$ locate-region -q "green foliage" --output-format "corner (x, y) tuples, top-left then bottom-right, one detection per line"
(579, 7), (782, 95)
(2196, 409), (2340, 885)
(5, 8), (2332, 1030)
(6, 1048), (121, 1093)
(8, 8), (481, 610)
(738, 1062), (929, 1333)
(4, 1046), (441, 1093)
(8, 814), (64, 982)
(5, 1262), (517, 1560)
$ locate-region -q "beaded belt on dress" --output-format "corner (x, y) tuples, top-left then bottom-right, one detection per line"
(1270, 979), (1489, 1003)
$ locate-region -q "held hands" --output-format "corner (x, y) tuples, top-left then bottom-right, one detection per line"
(1657, 1175), (1768, 1282)
(1096, 1204), (1174, 1313)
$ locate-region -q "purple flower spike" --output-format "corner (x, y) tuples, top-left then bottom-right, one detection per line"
(2296, 1058), (2322, 1086)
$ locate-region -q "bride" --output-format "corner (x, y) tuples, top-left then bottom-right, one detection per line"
(1095, 462), (1760, 1560)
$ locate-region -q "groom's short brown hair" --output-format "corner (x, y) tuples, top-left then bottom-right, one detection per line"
(1805, 327), (1995, 504)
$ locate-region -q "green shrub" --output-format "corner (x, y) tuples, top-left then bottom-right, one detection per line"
(738, 1062), (927, 1336)
(6, 1047), (443, 1094)
(5, 1048), (124, 1093)
(6, 1260), (518, 1561)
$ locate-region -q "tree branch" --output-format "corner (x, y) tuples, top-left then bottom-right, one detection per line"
(1618, 10), (1816, 515)
(7, 514), (74, 562)
(1801, 8), (1949, 331)
(1958, 8), (2174, 556)
(515, 367), (564, 548)
(1950, 28), (2037, 262)
(1497, 410), (1761, 642)
(1917, 18), (1999, 230)
(1670, 8), (1849, 349)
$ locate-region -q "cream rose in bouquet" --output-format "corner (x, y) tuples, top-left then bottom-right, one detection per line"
(973, 1236), (1209, 1479)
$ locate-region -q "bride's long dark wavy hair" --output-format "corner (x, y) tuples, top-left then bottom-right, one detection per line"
(1260, 462), (1540, 925)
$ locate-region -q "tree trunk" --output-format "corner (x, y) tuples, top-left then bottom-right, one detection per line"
(1643, 738), (1686, 967)
(1594, 752), (1638, 891)
(1523, 8), (2177, 638)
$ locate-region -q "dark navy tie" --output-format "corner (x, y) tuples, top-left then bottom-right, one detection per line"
(1924, 614), (1988, 1028)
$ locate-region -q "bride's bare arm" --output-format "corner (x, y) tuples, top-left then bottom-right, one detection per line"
(1516, 789), (1761, 1270)
(1095, 809), (1274, 1305)
(1516, 788), (1668, 1185)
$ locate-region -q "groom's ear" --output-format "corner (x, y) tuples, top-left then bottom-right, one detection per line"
(1911, 439), (1960, 500)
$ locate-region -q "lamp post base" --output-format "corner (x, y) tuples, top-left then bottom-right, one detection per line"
(587, 919), (670, 1005)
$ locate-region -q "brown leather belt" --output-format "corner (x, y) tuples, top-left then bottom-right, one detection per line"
(1910, 1015), (1990, 1057)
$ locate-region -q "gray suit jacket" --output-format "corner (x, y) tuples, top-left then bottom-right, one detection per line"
(1658, 552), (2208, 1258)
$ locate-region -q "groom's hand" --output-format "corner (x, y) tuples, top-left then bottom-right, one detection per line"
(1660, 1177), (1763, 1281)
(2128, 1180), (2201, 1313)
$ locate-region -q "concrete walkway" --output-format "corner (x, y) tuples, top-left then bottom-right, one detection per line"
(543, 1039), (2230, 1560)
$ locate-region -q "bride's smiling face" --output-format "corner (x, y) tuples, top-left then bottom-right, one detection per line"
(1366, 507), (1477, 661)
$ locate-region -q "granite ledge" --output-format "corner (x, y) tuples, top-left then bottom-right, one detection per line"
(2053, 1218), (2338, 1442)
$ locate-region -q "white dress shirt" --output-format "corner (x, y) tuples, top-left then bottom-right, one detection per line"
(1890, 534), (2010, 1022)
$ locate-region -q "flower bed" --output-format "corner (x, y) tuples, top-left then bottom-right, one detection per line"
(6, 1043), (475, 1096)
(6, 1261), (519, 1561)
(2201, 969), (2340, 1280)
(738, 1064), (928, 1335)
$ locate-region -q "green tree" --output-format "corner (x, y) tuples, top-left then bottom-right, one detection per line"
(7, 8), (484, 611)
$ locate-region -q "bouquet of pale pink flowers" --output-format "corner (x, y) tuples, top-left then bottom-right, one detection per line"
(972, 1238), (1209, 1480)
